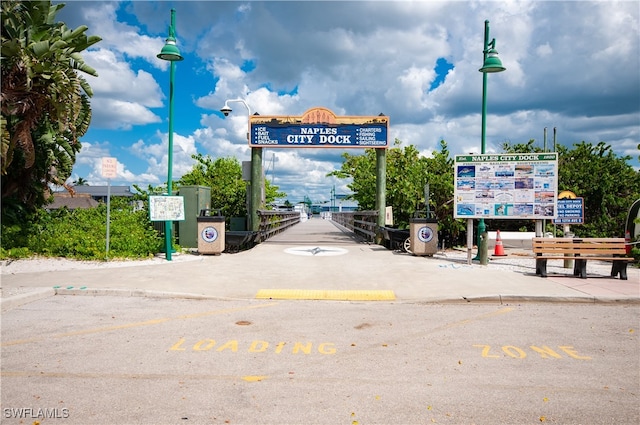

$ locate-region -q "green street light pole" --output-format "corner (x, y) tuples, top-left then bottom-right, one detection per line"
(157, 9), (184, 261)
(474, 19), (506, 264)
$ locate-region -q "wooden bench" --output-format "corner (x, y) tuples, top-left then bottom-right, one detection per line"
(532, 237), (633, 280)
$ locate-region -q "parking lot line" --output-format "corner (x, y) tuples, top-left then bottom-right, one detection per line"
(256, 289), (396, 301)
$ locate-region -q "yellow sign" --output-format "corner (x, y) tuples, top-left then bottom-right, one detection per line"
(558, 190), (577, 199)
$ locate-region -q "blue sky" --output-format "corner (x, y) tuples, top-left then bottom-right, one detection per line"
(58, 1), (640, 204)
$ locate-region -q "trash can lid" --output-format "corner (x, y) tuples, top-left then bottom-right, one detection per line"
(198, 209), (224, 222)
(409, 218), (437, 223)
(197, 216), (225, 223)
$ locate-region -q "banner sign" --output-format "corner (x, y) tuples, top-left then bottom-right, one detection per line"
(553, 198), (584, 224)
(149, 196), (185, 221)
(249, 107), (389, 148)
(453, 153), (559, 219)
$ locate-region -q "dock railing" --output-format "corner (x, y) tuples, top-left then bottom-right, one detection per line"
(330, 211), (378, 243)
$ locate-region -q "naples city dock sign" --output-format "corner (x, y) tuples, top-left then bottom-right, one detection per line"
(249, 107), (389, 148)
(454, 153), (559, 220)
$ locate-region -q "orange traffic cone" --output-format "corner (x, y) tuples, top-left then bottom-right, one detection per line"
(493, 229), (506, 256)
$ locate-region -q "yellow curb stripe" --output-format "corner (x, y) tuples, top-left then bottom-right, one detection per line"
(256, 289), (396, 301)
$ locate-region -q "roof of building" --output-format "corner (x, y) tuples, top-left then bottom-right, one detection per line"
(71, 185), (134, 197)
(47, 193), (100, 210)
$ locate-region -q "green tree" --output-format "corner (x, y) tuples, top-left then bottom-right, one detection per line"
(1, 0), (101, 220)
(180, 154), (247, 218)
(265, 177), (286, 206)
(424, 140), (463, 245)
(502, 140), (640, 237)
(72, 176), (88, 186)
(329, 139), (441, 228)
(329, 139), (465, 244)
(556, 142), (640, 237)
(179, 154), (285, 219)
(329, 147), (378, 210)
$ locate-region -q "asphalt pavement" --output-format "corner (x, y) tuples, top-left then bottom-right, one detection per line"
(1, 217), (638, 311)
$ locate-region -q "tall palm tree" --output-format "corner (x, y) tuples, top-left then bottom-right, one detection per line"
(1, 0), (101, 212)
(73, 176), (88, 186)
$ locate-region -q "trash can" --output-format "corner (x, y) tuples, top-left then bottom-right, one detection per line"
(409, 218), (438, 256)
(197, 209), (225, 255)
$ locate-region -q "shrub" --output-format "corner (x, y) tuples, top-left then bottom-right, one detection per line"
(1, 197), (162, 260)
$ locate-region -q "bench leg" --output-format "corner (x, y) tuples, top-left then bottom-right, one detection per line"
(536, 259), (548, 277)
(574, 259), (587, 279)
(611, 261), (628, 280)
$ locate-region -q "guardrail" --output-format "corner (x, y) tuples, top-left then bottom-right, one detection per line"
(379, 226), (410, 252)
(257, 210), (301, 241)
(222, 210), (300, 252)
(330, 211), (378, 243)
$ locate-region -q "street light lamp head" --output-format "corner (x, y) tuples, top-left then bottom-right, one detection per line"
(220, 103), (232, 116)
(479, 49), (506, 73)
(157, 36), (184, 62)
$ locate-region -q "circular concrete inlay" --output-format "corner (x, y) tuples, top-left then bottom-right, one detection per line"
(284, 246), (349, 256)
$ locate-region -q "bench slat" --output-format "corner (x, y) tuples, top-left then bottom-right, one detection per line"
(535, 256), (633, 261)
(531, 237), (631, 280)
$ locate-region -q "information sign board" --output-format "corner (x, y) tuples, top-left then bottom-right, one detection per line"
(454, 153), (558, 219)
(249, 107), (389, 148)
(149, 196), (185, 221)
(250, 123), (388, 148)
(553, 198), (584, 224)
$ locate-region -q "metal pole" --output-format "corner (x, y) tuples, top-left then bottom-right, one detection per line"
(475, 20), (490, 264)
(376, 148), (387, 227)
(542, 127), (547, 238)
(250, 147), (262, 231)
(481, 22), (489, 155)
(467, 219), (473, 265)
(163, 10), (178, 261)
(106, 179), (111, 260)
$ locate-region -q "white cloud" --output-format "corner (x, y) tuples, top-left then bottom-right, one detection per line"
(72, 0), (639, 199)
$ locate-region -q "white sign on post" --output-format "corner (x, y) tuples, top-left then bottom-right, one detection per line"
(149, 196), (186, 221)
(101, 157), (118, 179)
(100, 157), (117, 259)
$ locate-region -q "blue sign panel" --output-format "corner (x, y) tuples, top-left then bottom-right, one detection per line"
(553, 198), (584, 224)
(250, 123), (388, 148)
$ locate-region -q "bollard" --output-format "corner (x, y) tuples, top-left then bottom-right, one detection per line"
(479, 231), (489, 265)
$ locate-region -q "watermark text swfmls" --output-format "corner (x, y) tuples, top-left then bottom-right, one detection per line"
(3, 407), (70, 419)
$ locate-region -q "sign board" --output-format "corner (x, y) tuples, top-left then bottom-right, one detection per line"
(101, 157), (117, 179)
(453, 153), (559, 219)
(249, 107), (389, 148)
(553, 198), (584, 224)
(149, 196), (185, 221)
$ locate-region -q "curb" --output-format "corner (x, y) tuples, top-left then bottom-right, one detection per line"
(1, 287), (55, 312)
(2, 288), (638, 311)
(53, 287), (235, 301)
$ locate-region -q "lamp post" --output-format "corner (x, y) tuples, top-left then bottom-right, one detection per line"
(474, 19), (506, 264)
(220, 99), (262, 231)
(157, 9), (184, 261)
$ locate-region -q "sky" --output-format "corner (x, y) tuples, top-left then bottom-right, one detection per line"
(57, 0), (640, 204)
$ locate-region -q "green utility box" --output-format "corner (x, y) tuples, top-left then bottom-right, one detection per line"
(409, 218), (438, 256)
(197, 209), (225, 255)
(230, 216), (247, 231)
(177, 185), (211, 248)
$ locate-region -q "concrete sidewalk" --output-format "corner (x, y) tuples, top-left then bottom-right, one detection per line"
(2, 218), (638, 310)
